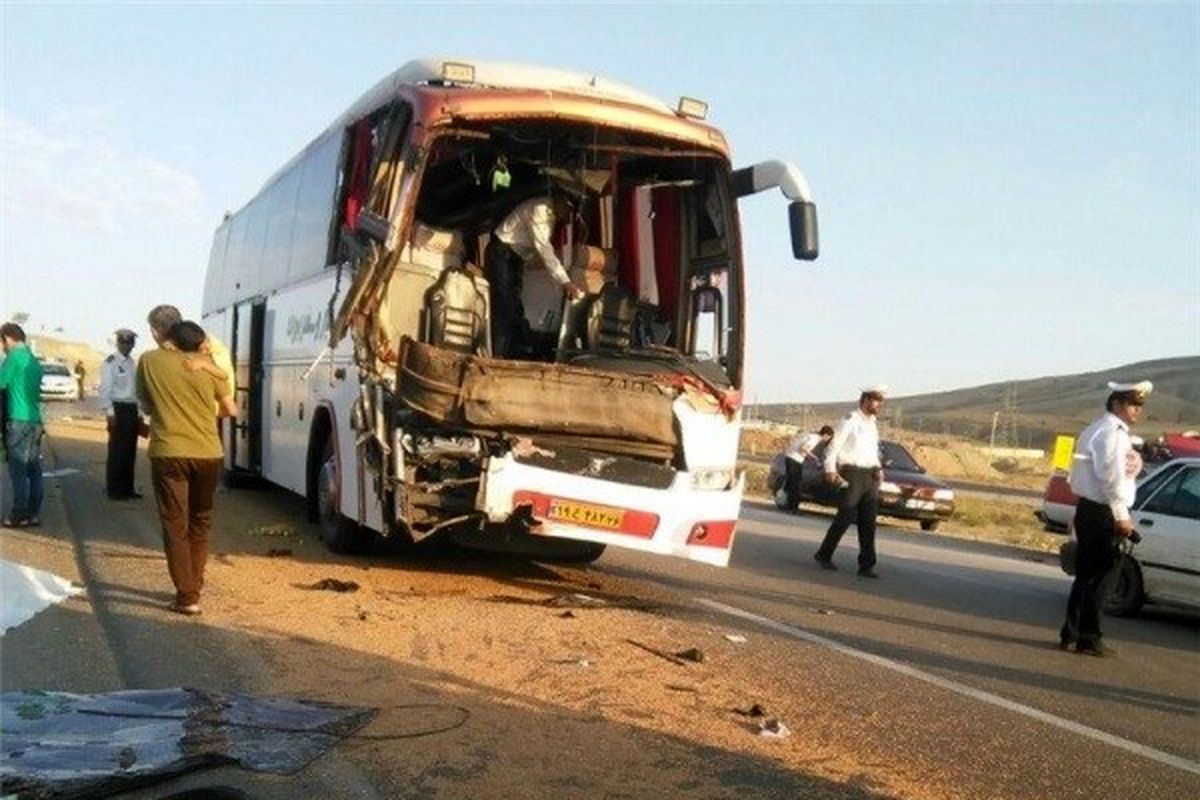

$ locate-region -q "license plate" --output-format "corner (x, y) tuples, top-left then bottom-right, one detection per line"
(548, 499), (626, 530)
(905, 499), (936, 511)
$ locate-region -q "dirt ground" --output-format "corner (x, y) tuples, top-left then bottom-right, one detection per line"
(28, 420), (983, 800)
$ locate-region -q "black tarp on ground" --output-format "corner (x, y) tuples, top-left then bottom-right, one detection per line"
(0, 688), (375, 799)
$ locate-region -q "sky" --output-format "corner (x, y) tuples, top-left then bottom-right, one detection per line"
(1, 3), (1196, 402)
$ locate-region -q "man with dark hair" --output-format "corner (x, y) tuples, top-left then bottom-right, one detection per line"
(0, 322), (44, 527)
(486, 193), (586, 358)
(783, 424), (835, 509)
(138, 318), (238, 615)
(149, 304), (233, 398)
(100, 328), (143, 500)
(814, 386), (887, 577)
(1060, 380), (1152, 657)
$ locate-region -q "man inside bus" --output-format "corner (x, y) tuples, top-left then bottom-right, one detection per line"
(486, 191), (586, 359)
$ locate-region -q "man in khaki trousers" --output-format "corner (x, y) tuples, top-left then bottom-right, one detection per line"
(137, 311), (237, 615)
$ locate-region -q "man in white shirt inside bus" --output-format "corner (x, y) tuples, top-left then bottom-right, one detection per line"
(486, 192), (586, 359)
(814, 386), (886, 577)
(1060, 380), (1151, 657)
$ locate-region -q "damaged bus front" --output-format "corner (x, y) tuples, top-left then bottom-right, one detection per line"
(203, 59), (817, 568)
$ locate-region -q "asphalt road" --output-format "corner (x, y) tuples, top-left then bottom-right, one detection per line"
(4, 411), (1198, 799)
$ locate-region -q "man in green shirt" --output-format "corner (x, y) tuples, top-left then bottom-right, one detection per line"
(0, 322), (44, 527)
(137, 313), (237, 615)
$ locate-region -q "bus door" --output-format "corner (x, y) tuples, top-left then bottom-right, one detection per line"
(230, 300), (266, 472)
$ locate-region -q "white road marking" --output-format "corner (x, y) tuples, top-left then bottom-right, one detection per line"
(697, 598), (1200, 776)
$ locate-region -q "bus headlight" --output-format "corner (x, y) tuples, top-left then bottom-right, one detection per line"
(692, 468), (734, 491)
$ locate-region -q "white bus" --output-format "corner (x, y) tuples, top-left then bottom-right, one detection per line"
(202, 58), (818, 566)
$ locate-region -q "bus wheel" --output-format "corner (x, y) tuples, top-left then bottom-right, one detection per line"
(317, 438), (362, 554)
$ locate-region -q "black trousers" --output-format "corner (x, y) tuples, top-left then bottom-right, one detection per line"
(1061, 498), (1119, 647)
(485, 239), (528, 359)
(106, 402), (139, 498)
(815, 465), (880, 570)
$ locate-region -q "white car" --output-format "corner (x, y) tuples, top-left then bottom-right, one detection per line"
(1066, 457), (1200, 616)
(39, 362), (80, 401)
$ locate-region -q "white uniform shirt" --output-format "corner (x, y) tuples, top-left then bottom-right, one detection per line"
(823, 409), (881, 472)
(99, 352), (137, 413)
(494, 197), (571, 286)
(786, 432), (823, 464)
(1068, 412), (1139, 522)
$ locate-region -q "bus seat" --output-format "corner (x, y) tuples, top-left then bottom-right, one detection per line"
(585, 282), (638, 351)
(424, 267), (491, 356)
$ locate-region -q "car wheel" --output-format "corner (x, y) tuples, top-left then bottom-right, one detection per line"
(1103, 555), (1144, 617)
(920, 519), (940, 532)
(317, 438), (364, 554)
(773, 487), (799, 512)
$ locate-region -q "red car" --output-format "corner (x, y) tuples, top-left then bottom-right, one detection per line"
(1036, 432), (1199, 532)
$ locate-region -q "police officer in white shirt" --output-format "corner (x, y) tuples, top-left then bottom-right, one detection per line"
(1060, 380), (1152, 657)
(486, 192), (586, 358)
(814, 385), (886, 577)
(99, 328), (143, 499)
(783, 425), (834, 509)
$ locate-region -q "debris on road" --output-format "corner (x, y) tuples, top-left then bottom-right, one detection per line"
(0, 688), (374, 799)
(545, 592), (608, 608)
(266, 548), (293, 558)
(723, 633), (747, 644)
(733, 703), (767, 718)
(757, 718), (791, 739)
(297, 578), (360, 593)
(665, 684), (699, 693)
(41, 468), (81, 478)
(674, 647), (705, 663)
(626, 639), (689, 667)
(0, 559), (84, 635)
(558, 610), (577, 619)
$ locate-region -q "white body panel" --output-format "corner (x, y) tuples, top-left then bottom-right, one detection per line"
(479, 453), (743, 567)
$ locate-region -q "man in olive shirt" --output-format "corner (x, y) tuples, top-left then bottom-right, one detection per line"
(0, 322), (44, 527)
(137, 316), (237, 615)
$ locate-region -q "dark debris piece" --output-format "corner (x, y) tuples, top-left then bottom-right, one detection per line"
(673, 647), (705, 663)
(733, 703), (768, 718)
(297, 578), (360, 593)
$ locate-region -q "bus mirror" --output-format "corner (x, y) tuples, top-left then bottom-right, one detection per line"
(789, 201), (819, 260)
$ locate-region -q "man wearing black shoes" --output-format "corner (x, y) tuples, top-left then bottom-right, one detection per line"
(100, 328), (144, 500)
(814, 385), (886, 578)
(1059, 380), (1152, 657)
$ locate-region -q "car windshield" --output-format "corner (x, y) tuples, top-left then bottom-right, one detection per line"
(42, 363), (71, 376)
(881, 441), (922, 472)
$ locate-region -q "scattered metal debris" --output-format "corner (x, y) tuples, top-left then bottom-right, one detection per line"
(665, 684), (699, 693)
(674, 647), (705, 663)
(626, 639), (688, 667)
(0, 688), (374, 799)
(297, 578), (360, 593)
(558, 610), (577, 619)
(545, 593), (607, 608)
(723, 633), (747, 644)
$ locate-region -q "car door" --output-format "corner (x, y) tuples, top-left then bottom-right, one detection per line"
(1131, 464), (1200, 608)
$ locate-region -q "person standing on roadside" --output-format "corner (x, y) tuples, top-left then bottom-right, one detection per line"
(73, 359), (87, 399)
(814, 386), (887, 578)
(0, 323), (44, 527)
(1060, 381), (1152, 657)
(99, 328), (144, 500)
(138, 313), (237, 615)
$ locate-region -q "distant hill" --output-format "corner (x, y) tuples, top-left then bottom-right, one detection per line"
(751, 356), (1200, 448)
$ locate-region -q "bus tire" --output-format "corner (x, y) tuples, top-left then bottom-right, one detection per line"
(316, 436), (363, 554)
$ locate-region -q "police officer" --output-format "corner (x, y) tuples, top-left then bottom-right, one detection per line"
(99, 328), (143, 499)
(814, 385), (887, 577)
(1060, 380), (1152, 657)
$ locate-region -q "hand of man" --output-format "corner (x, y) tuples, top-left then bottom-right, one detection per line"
(564, 282), (585, 301)
(137, 420), (151, 439)
(106, 415), (115, 433)
(1115, 518), (1135, 539)
(824, 470), (841, 486)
